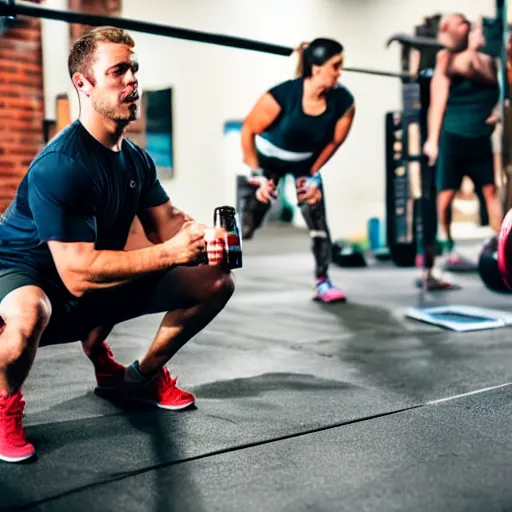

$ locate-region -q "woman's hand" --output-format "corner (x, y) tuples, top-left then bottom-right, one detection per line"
(296, 175), (322, 205)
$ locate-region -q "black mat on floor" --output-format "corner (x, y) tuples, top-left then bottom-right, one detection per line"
(1, 227), (512, 511)
(9, 386), (512, 512)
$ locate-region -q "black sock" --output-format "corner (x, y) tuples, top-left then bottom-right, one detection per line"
(125, 360), (147, 383)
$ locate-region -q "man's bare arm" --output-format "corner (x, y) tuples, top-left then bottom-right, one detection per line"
(137, 200), (194, 244)
(427, 50), (451, 144)
(48, 221), (206, 297)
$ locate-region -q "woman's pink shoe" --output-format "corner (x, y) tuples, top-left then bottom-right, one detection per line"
(314, 278), (346, 303)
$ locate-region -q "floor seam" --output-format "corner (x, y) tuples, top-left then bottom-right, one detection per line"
(12, 382), (512, 510)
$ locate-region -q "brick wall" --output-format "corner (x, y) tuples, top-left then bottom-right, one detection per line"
(69, 0), (121, 41)
(0, 3), (44, 213)
(0, 0), (145, 212)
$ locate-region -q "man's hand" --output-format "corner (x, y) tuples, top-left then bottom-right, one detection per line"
(468, 20), (485, 51)
(163, 221), (208, 266)
(248, 176), (277, 204)
(296, 176), (322, 205)
(486, 110), (500, 126)
(204, 227), (227, 267)
(423, 139), (439, 167)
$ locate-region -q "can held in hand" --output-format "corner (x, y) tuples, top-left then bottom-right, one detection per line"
(214, 206), (243, 270)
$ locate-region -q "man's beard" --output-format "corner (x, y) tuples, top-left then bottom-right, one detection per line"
(92, 95), (139, 123)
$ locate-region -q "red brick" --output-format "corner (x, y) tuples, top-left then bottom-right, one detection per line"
(6, 29), (42, 43)
(0, 120), (43, 133)
(1, 0), (125, 213)
(2, 97), (43, 110)
(0, 86), (43, 101)
(0, 111), (40, 123)
(0, 160), (15, 171)
(2, 142), (42, 154)
(0, 1), (45, 212)
(0, 64), (19, 74)
(0, 70), (43, 86)
(0, 44), (41, 63)
(0, 184), (20, 195)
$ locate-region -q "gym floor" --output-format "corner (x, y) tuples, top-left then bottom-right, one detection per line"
(2, 224), (512, 512)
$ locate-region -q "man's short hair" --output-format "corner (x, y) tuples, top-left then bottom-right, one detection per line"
(68, 26), (135, 79)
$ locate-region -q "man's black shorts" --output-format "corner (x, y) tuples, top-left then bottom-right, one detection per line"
(0, 267), (189, 346)
(436, 130), (494, 191)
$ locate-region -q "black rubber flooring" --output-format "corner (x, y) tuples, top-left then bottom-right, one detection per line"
(1, 225), (512, 512)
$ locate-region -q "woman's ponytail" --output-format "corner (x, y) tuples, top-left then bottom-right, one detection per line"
(294, 41), (310, 77)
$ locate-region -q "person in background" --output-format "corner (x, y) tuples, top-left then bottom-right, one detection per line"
(411, 13), (459, 290)
(424, 13), (502, 276)
(240, 38), (355, 303)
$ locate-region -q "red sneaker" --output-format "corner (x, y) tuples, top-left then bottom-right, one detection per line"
(93, 343), (126, 390)
(0, 391), (36, 463)
(124, 367), (195, 410)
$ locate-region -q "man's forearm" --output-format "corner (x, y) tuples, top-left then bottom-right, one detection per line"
(75, 244), (176, 295)
(427, 85), (449, 143)
(426, 52), (451, 144)
(427, 103), (445, 143)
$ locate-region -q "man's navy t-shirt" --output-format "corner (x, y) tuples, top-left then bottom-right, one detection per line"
(0, 120), (169, 290)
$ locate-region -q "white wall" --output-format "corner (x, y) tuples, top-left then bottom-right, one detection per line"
(41, 0), (70, 119)
(314, 0), (496, 238)
(42, 0), (496, 237)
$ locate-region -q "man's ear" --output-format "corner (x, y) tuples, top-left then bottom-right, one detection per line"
(72, 73), (93, 96)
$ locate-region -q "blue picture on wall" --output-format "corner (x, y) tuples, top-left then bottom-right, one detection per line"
(145, 88), (173, 177)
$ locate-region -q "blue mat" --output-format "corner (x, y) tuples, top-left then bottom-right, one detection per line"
(405, 305), (512, 332)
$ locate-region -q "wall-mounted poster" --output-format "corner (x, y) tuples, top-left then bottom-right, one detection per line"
(145, 87), (174, 179)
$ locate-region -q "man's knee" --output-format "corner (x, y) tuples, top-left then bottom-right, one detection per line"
(0, 287), (51, 360)
(210, 272), (235, 302)
(1, 287), (52, 334)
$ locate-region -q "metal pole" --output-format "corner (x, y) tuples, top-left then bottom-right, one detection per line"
(0, 0), (412, 79)
(0, 0), (292, 56)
